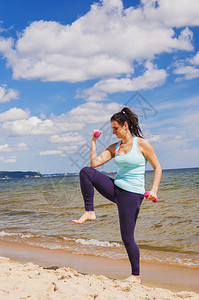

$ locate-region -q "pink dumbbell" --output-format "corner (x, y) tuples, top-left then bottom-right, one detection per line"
(144, 191), (158, 203)
(94, 131), (101, 138)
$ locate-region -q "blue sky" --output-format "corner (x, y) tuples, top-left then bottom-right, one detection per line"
(0, 0), (198, 173)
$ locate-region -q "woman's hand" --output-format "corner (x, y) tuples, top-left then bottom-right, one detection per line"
(89, 130), (116, 168)
(92, 129), (102, 140)
(147, 190), (158, 202)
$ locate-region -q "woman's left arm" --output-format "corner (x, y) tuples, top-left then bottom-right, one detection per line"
(139, 138), (162, 201)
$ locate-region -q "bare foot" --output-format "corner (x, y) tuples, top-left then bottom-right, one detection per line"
(72, 211), (96, 224)
(123, 275), (141, 284)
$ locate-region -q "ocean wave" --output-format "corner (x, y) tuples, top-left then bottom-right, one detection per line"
(0, 230), (34, 239)
(74, 238), (121, 248)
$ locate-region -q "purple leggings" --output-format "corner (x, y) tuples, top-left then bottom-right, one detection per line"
(79, 166), (144, 276)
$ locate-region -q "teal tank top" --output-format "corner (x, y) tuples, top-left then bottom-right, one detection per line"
(114, 137), (147, 194)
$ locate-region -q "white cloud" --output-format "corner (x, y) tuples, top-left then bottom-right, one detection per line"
(174, 65), (199, 81)
(0, 144), (10, 152)
(146, 134), (161, 143)
(50, 132), (86, 144)
(0, 142), (28, 153)
(142, 0), (199, 27)
(0, 84), (19, 103)
(0, 0), (195, 84)
(68, 101), (122, 124)
(0, 101), (122, 137)
(173, 51), (199, 81)
(3, 157), (17, 163)
(0, 107), (30, 122)
(0, 156), (17, 163)
(0, 21), (13, 34)
(0, 36), (13, 53)
(58, 145), (79, 153)
(17, 143), (28, 151)
(0, 139), (20, 163)
(0, 101), (111, 137)
(1, 114), (83, 136)
(39, 150), (63, 156)
(82, 62), (167, 97)
(189, 52), (199, 65)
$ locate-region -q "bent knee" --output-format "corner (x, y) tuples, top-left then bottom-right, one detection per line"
(79, 166), (93, 178)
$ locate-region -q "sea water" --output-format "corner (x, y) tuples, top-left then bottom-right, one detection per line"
(0, 168), (198, 268)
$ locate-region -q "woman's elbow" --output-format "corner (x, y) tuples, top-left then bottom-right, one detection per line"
(158, 165), (162, 176)
(90, 161), (97, 168)
(154, 162), (162, 173)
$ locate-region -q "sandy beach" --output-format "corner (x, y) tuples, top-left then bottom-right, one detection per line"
(0, 241), (199, 300)
(1, 256), (199, 300)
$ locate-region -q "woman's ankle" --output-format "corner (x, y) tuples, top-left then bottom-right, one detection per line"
(124, 274), (141, 283)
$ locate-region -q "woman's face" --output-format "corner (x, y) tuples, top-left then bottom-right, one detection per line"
(111, 120), (127, 138)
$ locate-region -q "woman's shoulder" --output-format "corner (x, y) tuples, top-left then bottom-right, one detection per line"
(106, 142), (120, 156)
(137, 137), (152, 152)
(108, 142), (120, 150)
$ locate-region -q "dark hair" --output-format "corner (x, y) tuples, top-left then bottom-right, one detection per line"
(110, 107), (143, 138)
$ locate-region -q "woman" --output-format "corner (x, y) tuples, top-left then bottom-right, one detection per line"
(72, 107), (162, 283)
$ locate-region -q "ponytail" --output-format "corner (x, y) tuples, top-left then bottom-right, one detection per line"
(110, 107), (143, 138)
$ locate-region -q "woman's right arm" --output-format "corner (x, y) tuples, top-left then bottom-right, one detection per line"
(89, 132), (117, 168)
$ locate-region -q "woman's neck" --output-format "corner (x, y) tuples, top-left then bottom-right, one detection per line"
(121, 132), (134, 144)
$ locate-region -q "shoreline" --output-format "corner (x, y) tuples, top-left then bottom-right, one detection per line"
(0, 240), (198, 294)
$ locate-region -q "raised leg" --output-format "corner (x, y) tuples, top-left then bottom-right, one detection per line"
(72, 167), (115, 224)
